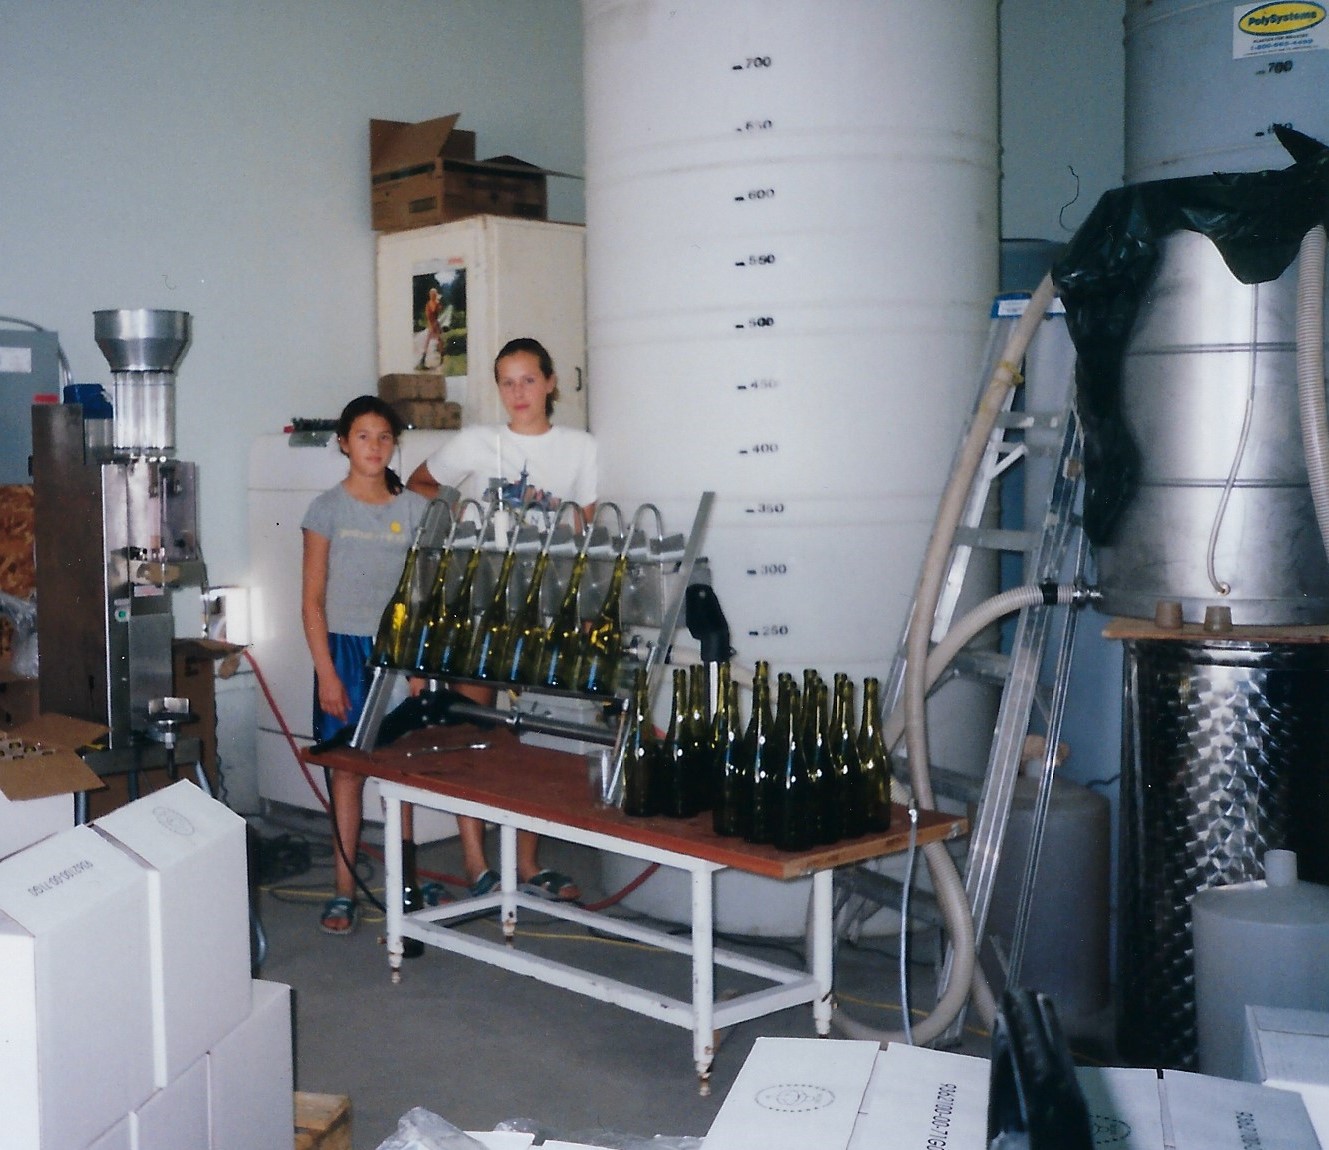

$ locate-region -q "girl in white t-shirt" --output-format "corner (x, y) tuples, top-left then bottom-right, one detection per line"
(408, 337), (597, 902)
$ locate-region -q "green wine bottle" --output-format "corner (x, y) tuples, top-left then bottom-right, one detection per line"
(400, 839), (424, 959)
(829, 673), (866, 839)
(772, 673), (817, 851)
(466, 538), (520, 679)
(661, 668), (700, 817)
(621, 668), (660, 818)
(575, 552), (628, 695)
(857, 676), (893, 833)
(409, 546), (452, 672)
(500, 548), (550, 684)
(743, 661), (777, 844)
(421, 543), (482, 675)
(805, 681), (837, 845)
(530, 550), (588, 689)
(710, 664), (743, 836)
(370, 543), (422, 669)
(685, 664), (712, 810)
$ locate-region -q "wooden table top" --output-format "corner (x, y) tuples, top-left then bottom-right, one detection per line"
(306, 724), (968, 881)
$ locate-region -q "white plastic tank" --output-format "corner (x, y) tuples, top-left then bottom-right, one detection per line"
(1194, 850), (1329, 1079)
(583, 0), (998, 720)
(584, 0), (998, 931)
(1125, 0), (1329, 182)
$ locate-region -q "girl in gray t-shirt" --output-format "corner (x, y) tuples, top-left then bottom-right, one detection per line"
(301, 395), (427, 934)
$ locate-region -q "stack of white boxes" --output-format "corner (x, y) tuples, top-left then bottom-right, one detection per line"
(0, 780), (293, 1149)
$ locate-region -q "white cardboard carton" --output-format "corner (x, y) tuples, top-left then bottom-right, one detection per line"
(0, 824), (155, 1149)
(0, 789), (71, 860)
(130, 1055), (210, 1150)
(207, 979), (295, 1150)
(94, 780), (252, 1086)
(1242, 1004), (1329, 1149)
(851, 1042), (990, 1150)
(1075, 1065), (1167, 1150)
(86, 1117), (133, 1150)
(1163, 1069), (1321, 1150)
(702, 1037), (879, 1150)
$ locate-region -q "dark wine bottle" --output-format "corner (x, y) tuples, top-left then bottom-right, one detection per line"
(805, 681), (837, 845)
(621, 667), (660, 818)
(743, 661), (777, 844)
(857, 676), (893, 833)
(420, 543), (482, 675)
(499, 548), (550, 684)
(575, 552), (628, 695)
(829, 673), (867, 839)
(370, 543), (421, 669)
(710, 663), (744, 836)
(772, 673), (818, 851)
(684, 664), (712, 810)
(466, 537), (520, 679)
(409, 545), (453, 672)
(660, 668), (701, 817)
(530, 550), (588, 689)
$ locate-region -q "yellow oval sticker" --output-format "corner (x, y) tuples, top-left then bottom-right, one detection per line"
(390, 521), (402, 533)
(1239, 2), (1327, 35)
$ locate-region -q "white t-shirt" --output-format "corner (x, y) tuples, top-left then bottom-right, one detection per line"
(423, 424), (598, 511)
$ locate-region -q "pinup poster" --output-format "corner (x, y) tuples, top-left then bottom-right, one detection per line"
(411, 258), (468, 395)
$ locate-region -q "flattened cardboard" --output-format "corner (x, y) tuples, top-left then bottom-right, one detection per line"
(1, 713), (106, 800)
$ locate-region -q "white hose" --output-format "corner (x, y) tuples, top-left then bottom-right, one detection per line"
(845, 272), (1057, 1047)
(1295, 224), (1329, 564)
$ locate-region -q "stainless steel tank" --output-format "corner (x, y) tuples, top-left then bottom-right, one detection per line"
(94, 308), (192, 455)
(1117, 637), (1329, 1069)
(1094, 230), (1329, 625)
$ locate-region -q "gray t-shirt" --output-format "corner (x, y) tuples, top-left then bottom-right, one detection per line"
(301, 484), (430, 636)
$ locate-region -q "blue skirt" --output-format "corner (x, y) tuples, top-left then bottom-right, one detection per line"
(313, 632), (374, 744)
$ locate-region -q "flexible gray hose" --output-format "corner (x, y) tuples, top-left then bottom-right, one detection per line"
(845, 273), (1056, 1046)
(1295, 224), (1329, 563)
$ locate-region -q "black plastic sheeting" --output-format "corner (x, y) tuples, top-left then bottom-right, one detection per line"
(1051, 127), (1329, 545)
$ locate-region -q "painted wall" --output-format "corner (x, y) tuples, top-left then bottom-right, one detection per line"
(0, 0), (585, 588)
(1000, 0), (1126, 242)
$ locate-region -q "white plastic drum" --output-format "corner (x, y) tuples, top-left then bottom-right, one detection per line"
(583, 0), (999, 707)
(1125, 0), (1329, 182)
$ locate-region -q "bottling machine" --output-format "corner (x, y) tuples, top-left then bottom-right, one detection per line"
(31, 309), (205, 777)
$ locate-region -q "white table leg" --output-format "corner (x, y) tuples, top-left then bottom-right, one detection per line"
(691, 866), (715, 1095)
(499, 822), (518, 944)
(811, 868), (834, 1035)
(384, 795), (404, 982)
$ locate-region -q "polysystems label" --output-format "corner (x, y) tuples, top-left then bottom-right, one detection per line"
(1234, 2), (1329, 56)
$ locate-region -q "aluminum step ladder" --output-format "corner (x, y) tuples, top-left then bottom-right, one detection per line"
(843, 292), (1089, 1039)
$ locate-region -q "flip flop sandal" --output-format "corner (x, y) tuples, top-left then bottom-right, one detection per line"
(519, 869), (581, 902)
(421, 881), (450, 907)
(467, 869), (501, 898)
(319, 895), (358, 936)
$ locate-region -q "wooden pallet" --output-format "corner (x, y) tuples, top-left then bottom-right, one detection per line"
(295, 1092), (352, 1150)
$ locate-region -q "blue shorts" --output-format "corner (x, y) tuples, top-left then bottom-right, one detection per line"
(313, 632), (374, 743)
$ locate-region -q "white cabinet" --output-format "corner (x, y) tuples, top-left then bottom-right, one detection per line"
(375, 216), (587, 430)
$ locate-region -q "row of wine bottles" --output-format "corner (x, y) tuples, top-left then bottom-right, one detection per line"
(619, 661), (893, 852)
(370, 536), (630, 695)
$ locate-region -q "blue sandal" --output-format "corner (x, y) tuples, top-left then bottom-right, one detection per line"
(319, 895), (358, 936)
(467, 869), (500, 898)
(519, 869), (581, 902)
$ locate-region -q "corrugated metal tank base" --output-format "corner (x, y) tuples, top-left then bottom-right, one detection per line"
(1117, 638), (1329, 1069)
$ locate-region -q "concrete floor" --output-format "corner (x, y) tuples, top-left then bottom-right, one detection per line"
(252, 807), (1111, 1150)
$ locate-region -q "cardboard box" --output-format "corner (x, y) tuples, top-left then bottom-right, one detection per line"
(130, 1056), (210, 1150)
(703, 1037), (879, 1150)
(0, 671), (38, 727)
(378, 372), (447, 402)
(94, 780), (252, 1087)
(0, 824), (156, 1149)
(391, 398), (462, 430)
(851, 1043), (991, 1150)
(173, 636), (246, 790)
(0, 713), (105, 858)
(208, 980), (294, 1150)
(294, 1092), (352, 1150)
(1242, 1005), (1329, 1149)
(371, 115), (549, 231)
